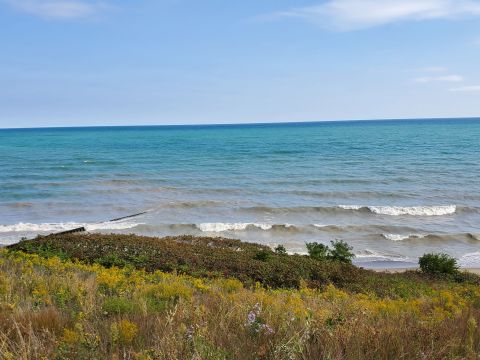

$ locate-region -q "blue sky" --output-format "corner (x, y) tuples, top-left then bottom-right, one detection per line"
(1, 0), (480, 128)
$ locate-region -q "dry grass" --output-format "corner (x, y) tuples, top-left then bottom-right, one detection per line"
(1, 247), (480, 359)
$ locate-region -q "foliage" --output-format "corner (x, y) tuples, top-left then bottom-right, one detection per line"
(329, 240), (355, 264)
(306, 240), (355, 263)
(419, 253), (459, 275)
(254, 249), (272, 262)
(0, 248), (480, 359)
(306, 242), (329, 260)
(274, 245), (287, 255)
(9, 234), (366, 290)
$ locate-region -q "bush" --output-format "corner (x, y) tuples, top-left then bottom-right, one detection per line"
(306, 241), (355, 264)
(329, 240), (355, 264)
(306, 242), (329, 260)
(419, 253), (458, 275)
(274, 245), (287, 255)
(254, 250), (272, 262)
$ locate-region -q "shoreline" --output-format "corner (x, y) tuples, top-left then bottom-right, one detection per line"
(369, 267), (480, 275)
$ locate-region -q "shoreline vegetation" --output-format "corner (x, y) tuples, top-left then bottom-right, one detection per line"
(2, 234), (480, 359)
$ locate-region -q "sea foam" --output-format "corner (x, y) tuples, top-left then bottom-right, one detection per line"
(0, 221), (141, 233)
(196, 223), (273, 232)
(340, 205), (457, 216)
(382, 233), (427, 241)
(458, 252), (480, 268)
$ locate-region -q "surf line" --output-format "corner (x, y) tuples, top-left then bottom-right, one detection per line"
(40, 211), (148, 237)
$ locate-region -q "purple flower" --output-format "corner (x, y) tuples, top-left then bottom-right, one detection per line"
(260, 324), (275, 335)
(247, 311), (256, 325)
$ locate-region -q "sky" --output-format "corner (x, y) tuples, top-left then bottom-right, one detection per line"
(1, 0), (480, 128)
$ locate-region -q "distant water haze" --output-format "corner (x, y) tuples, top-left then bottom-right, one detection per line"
(1, 119), (479, 267)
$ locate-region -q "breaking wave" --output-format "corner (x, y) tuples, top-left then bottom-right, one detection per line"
(339, 205), (457, 216)
(382, 233), (428, 241)
(0, 221), (141, 233)
(244, 204), (462, 216)
(195, 223), (296, 232)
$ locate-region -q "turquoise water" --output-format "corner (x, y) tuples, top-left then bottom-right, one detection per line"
(1, 119), (480, 267)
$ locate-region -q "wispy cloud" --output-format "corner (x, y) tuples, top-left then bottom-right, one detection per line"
(267, 0), (480, 30)
(414, 74), (464, 83)
(449, 85), (480, 92)
(5, 0), (107, 19)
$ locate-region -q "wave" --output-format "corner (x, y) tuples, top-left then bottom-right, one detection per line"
(467, 233), (480, 241)
(195, 223), (296, 232)
(340, 205), (457, 216)
(244, 204), (462, 216)
(458, 252), (480, 268)
(382, 232), (480, 242)
(0, 221), (141, 233)
(354, 249), (412, 262)
(382, 233), (427, 241)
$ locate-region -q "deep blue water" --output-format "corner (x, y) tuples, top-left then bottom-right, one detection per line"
(1, 119), (480, 267)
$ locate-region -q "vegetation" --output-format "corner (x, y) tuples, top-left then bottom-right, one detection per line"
(306, 240), (355, 264)
(1, 234), (480, 359)
(419, 253), (459, 275)
(8, 234), (367, 291)
(274, 245), (287, 255)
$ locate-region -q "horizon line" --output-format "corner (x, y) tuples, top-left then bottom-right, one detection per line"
(1, 116), (480, 130)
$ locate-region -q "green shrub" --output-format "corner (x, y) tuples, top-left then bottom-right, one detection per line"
(419, 253), (458, 275)
(254, 250), (272, 262)
(274, 245), (287, 255)
(306, 242), (329, 260)
(329, 240), (355, 264)
(306, 241), (355, 264)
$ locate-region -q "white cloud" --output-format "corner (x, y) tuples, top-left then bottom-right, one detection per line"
(5, 0), (106, 19)
(413, 74), (464, 83)
(269, 0), (480, 30)
(449, 85), (480, 92)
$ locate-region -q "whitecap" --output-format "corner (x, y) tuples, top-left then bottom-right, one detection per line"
(339, 205), (457, 216)
(368, 205), (456, 216)
(0, 221), (141, 233)
(382, 233), (427, 241)
(196, 223), (273, 232)
(338, 205), (363, 210)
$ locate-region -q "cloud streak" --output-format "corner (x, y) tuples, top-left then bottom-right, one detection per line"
(414, 74), (464, 83)
(449, 85), (480, 92)
(268, 0), (480, 30)
(5, 0), (107, 19)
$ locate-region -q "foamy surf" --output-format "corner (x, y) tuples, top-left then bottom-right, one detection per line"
(196, 223), (274, 232)
(0, 221), (141, 233)
(458, 252), (480, 268)
(340, 205), (457, 216)
(354, 249), (412, 263)
(382, 233), (427, 241)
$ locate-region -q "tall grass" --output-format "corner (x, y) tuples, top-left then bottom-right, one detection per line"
(1, 248), (480, 359)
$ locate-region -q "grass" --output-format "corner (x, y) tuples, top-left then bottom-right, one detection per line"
(1, 233), (480, 359)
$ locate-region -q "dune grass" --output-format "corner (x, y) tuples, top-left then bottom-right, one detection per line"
(1, 234), (480, 359)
